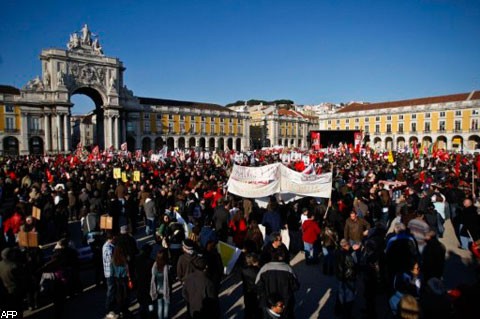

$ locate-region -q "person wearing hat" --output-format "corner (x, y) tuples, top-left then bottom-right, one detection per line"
(176, 239), (199, 283)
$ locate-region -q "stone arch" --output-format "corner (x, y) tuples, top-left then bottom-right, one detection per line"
(409, 136), (419, 148)
(126, 136), (136, 152)
(167, 137), (174, 151)
(373, 137), (382, 150)
(436, 136), (447, 150)
(71, 87), (107, 148)
(290, 139), (294, 146)
(396, 136), (406, 150)
(385, 137), (393, 150)
(227, 138), (233, 150)
(178, 137), (185, 149)
(188, 137), (196, 149)
(142, 137), (151, 152)
(199, 137), (206, 150)
(209, 138), (215, 151)
(236, 138), (241, 151)
(218, 138), (224, 151)
(422, 136), (432, 146)
(155, 137), (164, 151)
(451, 135), (463, 150)
(29, 136), (44, 155)
(467, 135), (480, 150)
(3, 136), (19, 155)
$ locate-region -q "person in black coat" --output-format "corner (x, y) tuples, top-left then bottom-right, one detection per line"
(421, 230), (446, 282)
(134, 244), (154, 319)
(456, 198), (480, 249)
(241, 253), (261, 319)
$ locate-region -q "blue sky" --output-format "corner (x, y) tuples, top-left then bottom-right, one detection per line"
(1, 0), (479, 114)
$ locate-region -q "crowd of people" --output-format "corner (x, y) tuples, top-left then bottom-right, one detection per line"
(0, 146), (480, 318)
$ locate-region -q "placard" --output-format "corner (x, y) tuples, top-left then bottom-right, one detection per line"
(32, 206), (41, 220)
(18, 231), (38, 247)
(100, 214), (113, 230)
(133, 171), (140, 182)
(121, 172), (127, 183)
(113, 168), (121, 179)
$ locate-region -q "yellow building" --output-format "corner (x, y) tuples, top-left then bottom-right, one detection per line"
(318, 90), (480, 151)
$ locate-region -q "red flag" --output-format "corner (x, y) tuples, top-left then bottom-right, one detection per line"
(455, 154), (461, 177)
(46, 168), (54, 183)
(476, 155), (480, 178)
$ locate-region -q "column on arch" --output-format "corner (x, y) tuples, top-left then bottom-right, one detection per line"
(44, 114), (51, 152)
(113, 115), (119, 149)
(63, 113), (71, 152)
(21, 112), (29, 154)
(103, 113), (111, 150)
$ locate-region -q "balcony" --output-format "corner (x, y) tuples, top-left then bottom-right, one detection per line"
(469, 129), (479, 132)
(3, 128), (19, 134)
(438, 129), (446, 133)
(454, 129), (463, 133)
(423, 130), (431, 134)
(28, 129), (45, 136)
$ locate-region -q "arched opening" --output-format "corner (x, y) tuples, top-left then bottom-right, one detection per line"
(29, 136), (44, 155)
(167, 137), (175, 151)
(265, 139), (271, 147)
(188, 137), (196, 149)
(126, 136), (136, 152)
(278, 139), (282, 146)
(385, 137), (393, 150)
(209, 138), (215, 151)
(396, 137), (406, 150)
(298, 139), (302, 148)
(467, 135), (480, 150)
(199, 137), (206, 150)
(218, 138), (224, 151)
(409, 136), (419, 149)
(452, 135), (463, 151)
(3, 136), (19, 155)
(236, 138), (241, 151)
(373, 137), (382, 150)
(155, 137), (164, 151)
(71, 88), (105, 149)
(142, 137), (151, 152)
(178, 137), (185, 149)
(436, 136), (447, 150)
(422, 136), (432, 147)
(227, 138), (233, 150)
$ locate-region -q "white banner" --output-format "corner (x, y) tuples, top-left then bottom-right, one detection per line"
(227, 163), (332, 199)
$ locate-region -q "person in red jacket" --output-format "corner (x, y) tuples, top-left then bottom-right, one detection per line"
(301, 209), (321, 265)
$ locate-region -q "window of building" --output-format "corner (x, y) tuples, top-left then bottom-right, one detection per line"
(399, 115), (404, 120)
(411, 122), (416, 132)
(424, 122), (431, 132)
(455, 110), (462, 116)
(191, 115), (195, 121)
(220, 117), (224, 123)
(336, 119), (340, 124)
(440, 111), (446, 117)
(425, 113), (431, 118)
(345, 119), (349, 124)
(127, 122), (135, 132)
(168, 123), (173, 132)
(473, 110), (480, 116)
(412, 114), (417, 119)
(5, 117), (14, 130)
(355, 118), (359, 123)
(398, 123), (404, 133)
(156, 114), (162, 119)
(180, 122), (185, 133)
(190, 123), (195, 133)
(439, 121), (446, 131)
(201, 122), (206, 133)
(386, 124), (391, 133)
(327, 120), (331, 124)
(375, 116), (380, 121)
(30, 118), (40, 131)
(168, 114), (173, 120)
(144, 120), (150, 132)
(365, 118), (369, 122)
(375, 124), (380, 133)
(5, 104), (14, 113)
(144, 113), (150, 119)
(345, 126), (349, 130)
(387, 116), (392, 121)
(471, 119), (479, 130)
(355, 125), (359, 130)
(364, 125), (369, 133)
(201, 116), (205, 121)
(455, 120), (462, 131)
(229, 123), (233, 133)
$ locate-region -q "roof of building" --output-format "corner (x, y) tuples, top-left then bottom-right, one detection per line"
(267, 108), (317, 120)
(336, 90), (479, 113)
(0, 85), (21, 95)
(138, 96), (236, 113)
